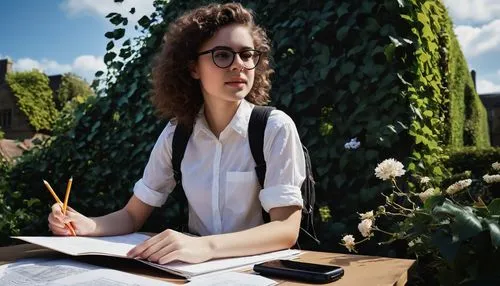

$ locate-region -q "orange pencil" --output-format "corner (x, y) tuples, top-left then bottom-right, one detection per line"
(43, 180), (76, 236)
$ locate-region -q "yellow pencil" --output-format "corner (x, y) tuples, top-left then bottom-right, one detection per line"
(43, 180), (62, 204)
(43, 179), (76, 236)
(63, 177), (73, 215)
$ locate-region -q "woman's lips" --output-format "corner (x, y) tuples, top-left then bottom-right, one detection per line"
(225, 81), (246, 88)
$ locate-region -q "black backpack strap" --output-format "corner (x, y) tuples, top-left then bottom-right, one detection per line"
(248, 106), (275, 222)
(171, 122), (192, 232)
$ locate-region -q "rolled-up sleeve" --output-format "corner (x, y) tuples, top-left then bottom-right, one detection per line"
(133, 122), (177, 207)
(259, 111), (305, 212)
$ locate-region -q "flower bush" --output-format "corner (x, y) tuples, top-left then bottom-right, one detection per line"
(341, 158), (500, 285)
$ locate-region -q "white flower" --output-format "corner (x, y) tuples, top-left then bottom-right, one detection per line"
(445, 179), (472, 195)
(492, 162), (500, 171)
(374, 158), (406, 181)
(408, 237), (422, 248)
(358, 219), (373, 238)
(341, 235), (356, 252)
(417, 188), (439, 203)
(420, 176), (430, 184)
(483, 174), (500, 184)
(344, 138), (361, 150)
(359, 210), (374, 221)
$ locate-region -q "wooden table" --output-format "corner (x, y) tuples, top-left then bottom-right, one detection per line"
(0, 244), (415, 285)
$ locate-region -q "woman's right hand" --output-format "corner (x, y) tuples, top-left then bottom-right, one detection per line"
(48, 204), (96, 236)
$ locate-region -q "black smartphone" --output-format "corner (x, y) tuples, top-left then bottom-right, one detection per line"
(253, 259), (344, 284)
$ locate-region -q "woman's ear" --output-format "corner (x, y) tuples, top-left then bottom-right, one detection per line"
(189, 61), (200, 79)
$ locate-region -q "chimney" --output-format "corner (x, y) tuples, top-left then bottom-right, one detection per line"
(0, 58), (13, 84)
(471, 69), (476, 92)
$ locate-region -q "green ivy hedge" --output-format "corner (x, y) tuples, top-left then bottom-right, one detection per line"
(445, 147), (500, 178)
(5, 70), (59, 132)
(446, 23), (489, 147)
(2, 0), (489, 261)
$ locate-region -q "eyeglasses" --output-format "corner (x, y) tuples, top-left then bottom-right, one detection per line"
(197, 47), (262, 70)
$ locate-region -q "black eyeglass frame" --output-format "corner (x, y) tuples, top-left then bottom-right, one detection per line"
(197, 48), (263, 70)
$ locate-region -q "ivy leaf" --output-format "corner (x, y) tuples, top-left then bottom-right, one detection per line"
(317, 45), (330, 65)
(384, 44), (395, 62)
(138, 16), (151, 29)
(109, 14), (123, 25)
(340, 62), (355, 75)
(349, 81), (360, 94)
(105, 12), (118, 19)
(113, 28), (125, 40)
(135, 113), (144, 123)
(106, 41), (115, 51)
(336, 26), (349, 41)
(397, 0), (405, 8)
(94, 71), (104, 77)
(336, 2), (349, 18)
(104, 31), (115, 39)
(129, 7), (136, 14)
(104, 52), (117, 63)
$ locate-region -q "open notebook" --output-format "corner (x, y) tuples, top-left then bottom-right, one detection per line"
(12, 233), (301, 278)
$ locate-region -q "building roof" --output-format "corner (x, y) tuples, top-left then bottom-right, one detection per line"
(479, 93), (500, 108)
(0, 134), (47, 163)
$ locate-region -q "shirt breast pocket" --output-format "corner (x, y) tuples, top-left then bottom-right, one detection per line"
(225, 171), (259, 213)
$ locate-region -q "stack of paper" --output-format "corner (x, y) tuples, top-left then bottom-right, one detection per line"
(13, 233), (301, 278)
(0, 258), (173, 285)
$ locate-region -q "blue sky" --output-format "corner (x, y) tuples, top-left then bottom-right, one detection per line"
(0, 0), (499, 93)
(0, 0), (154, 83)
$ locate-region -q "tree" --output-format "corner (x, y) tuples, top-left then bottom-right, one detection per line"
(55, 73), (94, 110)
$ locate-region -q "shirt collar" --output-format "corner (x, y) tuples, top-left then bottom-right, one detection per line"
(192, 99), (253, 138)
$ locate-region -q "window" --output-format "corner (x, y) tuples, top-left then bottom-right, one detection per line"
(0, 109), (12, 129)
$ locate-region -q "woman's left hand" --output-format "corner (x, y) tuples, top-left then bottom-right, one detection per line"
(126, 229), (213, 264)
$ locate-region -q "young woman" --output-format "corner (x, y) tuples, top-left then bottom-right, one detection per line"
(48, 3), (306, 265)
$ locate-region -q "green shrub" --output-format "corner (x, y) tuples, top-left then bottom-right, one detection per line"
(56, 73), (94, 110)
(0, 158), (18, 245)
(445, 147), (500, 178)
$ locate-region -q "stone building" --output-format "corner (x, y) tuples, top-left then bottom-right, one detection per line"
(0, 58), (61, 139)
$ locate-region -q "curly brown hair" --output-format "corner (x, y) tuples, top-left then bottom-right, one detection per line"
(151, 3), (273, 128)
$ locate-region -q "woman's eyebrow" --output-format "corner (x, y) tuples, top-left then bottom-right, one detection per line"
(212, 45), (255, 51)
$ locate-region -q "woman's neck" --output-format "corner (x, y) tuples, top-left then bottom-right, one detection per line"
(203, 99), (241, 138)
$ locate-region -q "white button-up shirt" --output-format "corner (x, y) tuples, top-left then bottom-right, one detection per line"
(133, 100), (305, 236)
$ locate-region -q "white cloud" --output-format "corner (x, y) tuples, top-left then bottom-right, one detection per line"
(443, 0), (500, 23)
(15, 58), (72, 75)
(73, 55), (107, 79)
(60, 0), (155, 22)
(477, 79), (500, 94)
(12, 55), (106, 83)
(454, 20), (500, 57)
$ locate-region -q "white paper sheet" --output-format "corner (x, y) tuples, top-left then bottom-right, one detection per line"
(186, 272), (277, 286)
(0, 258), (173, 286)
(12, 233), (150, 257)
(142, 249), (301, 278)
(52, 268), (172, 286)
(12, 233), (301, 278)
